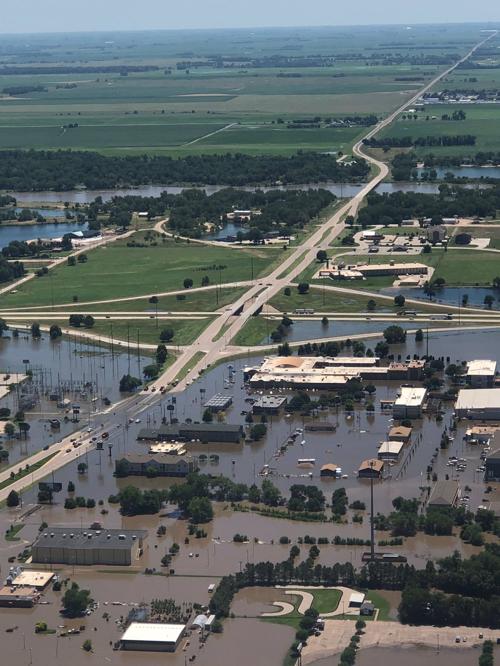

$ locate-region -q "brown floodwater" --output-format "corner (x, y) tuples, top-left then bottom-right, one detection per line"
(311, 645), (497, 666)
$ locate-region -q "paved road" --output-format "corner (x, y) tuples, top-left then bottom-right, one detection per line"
(0, 31), (496, 498)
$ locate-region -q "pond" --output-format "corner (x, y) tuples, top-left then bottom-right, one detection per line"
(417, 165), (500, 180)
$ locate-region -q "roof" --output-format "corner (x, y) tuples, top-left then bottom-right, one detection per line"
(13, 571), (54, 588)
(120, 453), (193, 466)
(320, 463), (338, 472)
(204, 393), (233, 409)
(33, 527), (147, 551)
(121, 622), (185, 644)
(359, 459), (384, 473)
(487, 448), (500, 463)
(467, 360), (497, 376)
(378, 441), (404, 455)
(428, 480), (459, 506)
(349, 592), (365, 605)
(253, 396), (288, 408)
(394, 387), (427, 407)
(388, 426), (412, 438)
(456, 389), (500, 411)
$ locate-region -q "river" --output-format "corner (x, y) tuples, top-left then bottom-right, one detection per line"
(0, 221), (88, 248)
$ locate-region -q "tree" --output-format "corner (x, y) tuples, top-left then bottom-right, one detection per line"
(67, 256), (76, 266)
(284, 287), (291, 296)
(77, 462), (88, 474)
(321, 316), (329, 326)
(155, 344), (168, 365)
(277, 342), (291, 356)
(261, 479), (281, 506)
(316, 250), (327, 262)
(6, 489), (19, 507)
(367, 299), (376, 311)
(119, 374), (141, 392)
(415, 328), (424, 342)
(484, 294), (494, 309)
(18, 422), (30, 439)
(62, 582), (92, 618)
(69, 314), (84, 327)
(4, 422), (15, 438)
(187, 496), (213, 523)
(383, 325), (406, 344)
(297, 282), (309, 294)
(250, 423), (267, 441)
(143, 364), (160, 380)
(183, 278), (193, 289)
(202, 408), (214, 423)
(248, 484), (261, 504)
(49, 324), (62, 340)
(77, 253), (88, 263)
(83, 315), (94, 328)
(394, 294), (405, 308)
(67, 481), (75, 493)
(31, 322), (41, 338)
(0, 407), (10, 419)
(160, 327), (174, 343)
(82, 640), (92, 652)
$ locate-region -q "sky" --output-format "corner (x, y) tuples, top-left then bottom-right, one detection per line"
(2, 0), (499, 34)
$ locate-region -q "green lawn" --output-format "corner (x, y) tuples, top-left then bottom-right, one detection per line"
(5, 524), (24, 541)
(174, 351), (206, 383)
(0, 453), (57, 491)
(231, 318), (271, 346)
(270, 286), (394, 313)
(0, 236), (281, 308)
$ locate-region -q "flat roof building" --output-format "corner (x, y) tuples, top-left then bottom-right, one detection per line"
(13, 570), (54, 590)
(120, 622), (185, 652)
(466, 360), (497, 388)
(32, 527), (147, 566)
(377, 441), (404, 461)
(393, 387), (427, 419)
(252, 396), (288, 414)
(388, 426), (412, 443)
(203, 393), (233, 412)
(115, 453), (197, 478)
(0, 586), (37, 608)
(428, 480), (459, 508)
(320, 463), (341, 478)
(137, 423), (243, 444)
(485, 448), (500, 482)
(455, 389), (500, 420)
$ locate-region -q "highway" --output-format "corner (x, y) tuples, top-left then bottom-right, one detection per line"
(0, 31), (496, 503)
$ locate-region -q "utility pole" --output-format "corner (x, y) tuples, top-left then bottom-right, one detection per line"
(370, 459), (375, 561)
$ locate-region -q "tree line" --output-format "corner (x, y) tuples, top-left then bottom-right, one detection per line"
(0, 150), (369, 191)
(364, 134), (476, 149)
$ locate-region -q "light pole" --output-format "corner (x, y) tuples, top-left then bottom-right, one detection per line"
(370, 459), (375, 561)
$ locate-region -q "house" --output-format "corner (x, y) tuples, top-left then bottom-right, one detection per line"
(358, 459), (384, 479)
(428, 480), (460, 509)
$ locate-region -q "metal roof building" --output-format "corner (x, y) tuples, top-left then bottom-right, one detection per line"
(393, 387), (427, 419)
(455, 389), (500, 420)
(428, 480), (460, 508)
(121, 622), (186, 652)
(466, 360), (497, 388)
(377, 441), (404, 460)
(203, 393), (233, 412)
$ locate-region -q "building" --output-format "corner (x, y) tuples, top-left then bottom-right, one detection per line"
(203, 393), (233, 413)
(120, 622), (185, 652)
(466, 360), (497, 388)
(388, 426), (412, 443)
(426, 226), (447, 243)
(485, 449), (500, 482)
(252, 396), (288, 415)
(149, 443), (186, 455)
(464, 426), (499, 444)
(348, 592), (365, 608)
(137, 423), (243, 444)
(358, 459), (384, 478)
(320, 463), (341, 478)
(393, 387), (427, 419)
(115, 453), (197, 478)
(12, 570), (54, 590)
(0, 586), (38, 608)
(377, 441), (404, 461)
(455, 389), (500, 420)
(428, 480), (460, 509)
(31, 527), (147, 566)
(360, 601), (375, 616)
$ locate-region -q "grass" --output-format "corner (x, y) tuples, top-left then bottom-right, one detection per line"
(0, 452), (57, 491)
(231, 317), (271, 346)
(309, 588), (342, 614)
(174, 351), (206, 383)
(0, 234), (281, 308)
(5, 524), (24, 541)
(270, 286), (395, 313)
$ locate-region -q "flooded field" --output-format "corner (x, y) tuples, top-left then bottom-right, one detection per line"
(382, 286), (500, 310)
(312, 646), (495, 666)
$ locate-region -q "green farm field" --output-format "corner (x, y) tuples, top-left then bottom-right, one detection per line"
(0, 237), (282, 308)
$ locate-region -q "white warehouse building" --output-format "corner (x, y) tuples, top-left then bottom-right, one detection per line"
(455, 389), (500, 420)
(393, 387), (427, 419)
(466, 360), (497, 388)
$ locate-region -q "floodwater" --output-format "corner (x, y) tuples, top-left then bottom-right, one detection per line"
(382, 286), (500, 310)
(417, 165), (500, 180)
(14, 208), (68, 219)
(0, 222), (87, 248)
(0, 330), (152, 468)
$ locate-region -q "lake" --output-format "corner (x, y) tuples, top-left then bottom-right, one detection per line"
(417, 166), (500, 179)
(0, 221), (87, 247)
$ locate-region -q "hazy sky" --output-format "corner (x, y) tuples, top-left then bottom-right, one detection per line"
(2, 0), (499, 33)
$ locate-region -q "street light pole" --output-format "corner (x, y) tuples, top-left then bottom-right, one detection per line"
(370, 460), (375, 561)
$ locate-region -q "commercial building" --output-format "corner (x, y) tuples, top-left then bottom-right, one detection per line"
(252, 396), (288, 414)
(393, 387), (427, 419)
(466, 360), (497, 388)
(12, 570), (54, 590)
(320, 463), (341, 478)
(137, 423), (243, 444)
(428, 480), (460, 509)
(358, 459), (384, 478)
(377, 441), (404, 461)
(348, 592), (366, 608)
(246, 356), (422, 390)
(32, 527), (148, 566)
(115, 453), (197, 478)
(455, 389), (500, 420)
(149, 443), (186, 455)
(426, 226), (447, 243)
(0, 586), (38, 608)
(203, 393), (233, 413)
(120, 622), (185, 652)
(464, 426), (499, 444)
(330, 262), (428, 280)
(485, 448), (500, 482)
